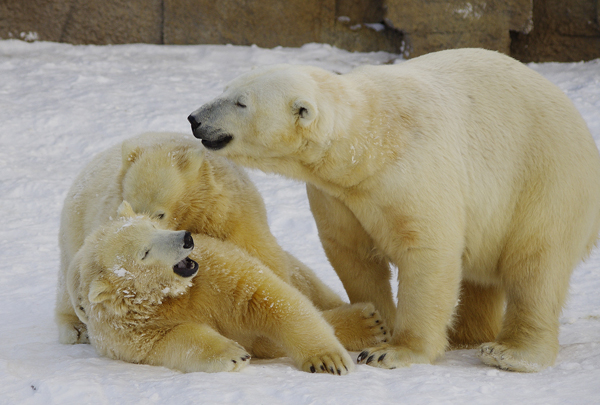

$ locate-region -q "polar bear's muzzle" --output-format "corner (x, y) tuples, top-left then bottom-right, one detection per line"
(187, 115), (233, 150)
(173, 257), (198, 278)
(173, 231), (198, 278)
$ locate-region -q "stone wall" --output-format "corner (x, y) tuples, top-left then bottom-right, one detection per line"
(511, 0), (600, 62)
(385, 0), (534, 57)
(1, 0), (599, 62)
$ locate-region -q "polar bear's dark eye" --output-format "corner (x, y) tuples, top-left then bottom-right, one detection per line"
(156, 213), (164, 220)
(141, 249), (150, 260)
(236, 101), (246, 108)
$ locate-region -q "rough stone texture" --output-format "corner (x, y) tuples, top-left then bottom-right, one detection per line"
(60, 0), (163, 45)
(0, 0), (162, 44)
(511, 0), (600, 62)
(163, 0), (402, 53)
(335, 0), (385, 24)
(0, 0), (598, 62)
(385, 0), (533, 58)
(0, 0), (70, 42)
(163, 0), (325, 47)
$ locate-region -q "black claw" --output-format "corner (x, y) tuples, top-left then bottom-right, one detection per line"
(232, 360), (237, 364)
(357, 350), (369, 362)
(330, 367), (334, 374)
(344, 365), (348, 372)
(320, 365), (325, 371)
(366, 355), (375, 364)
(310, 365), (316, 373)
(337, 369), (341, 375)
(378, 353), (387, 362)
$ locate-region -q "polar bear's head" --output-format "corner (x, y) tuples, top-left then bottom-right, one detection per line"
(120, 136), (206, 231)
(188, 65), (336, 162)
(74, 201), (199, 320)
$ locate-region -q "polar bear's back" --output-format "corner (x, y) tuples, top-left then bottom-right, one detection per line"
(350, 49), (600, 276)
(59, 141), (123, 265)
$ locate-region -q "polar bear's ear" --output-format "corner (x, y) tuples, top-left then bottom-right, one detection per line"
(121, 141), (142, 171)
(117, 201), (136, 218)
(172, 146), (205, 173)
(88, 278), (114, 304)
(292, 98), (317, 127)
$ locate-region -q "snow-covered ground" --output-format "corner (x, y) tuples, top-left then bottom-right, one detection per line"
(1, 40), (599, 404)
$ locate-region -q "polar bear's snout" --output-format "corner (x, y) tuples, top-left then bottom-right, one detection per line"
(173, 231), (198, 278)
(188, 114), (201, 131)
(188, 114), (233, 151)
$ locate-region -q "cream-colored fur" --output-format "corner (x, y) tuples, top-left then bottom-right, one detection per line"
(67, 202), (353, 374)
(188, 48), (600, 372)
(56, 132), (387, 351)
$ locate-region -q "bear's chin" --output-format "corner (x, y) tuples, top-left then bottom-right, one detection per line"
(200, 135), (233, 150)
(173, 257), (199, 278)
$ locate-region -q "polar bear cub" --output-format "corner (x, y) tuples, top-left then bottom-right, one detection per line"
(188, 48), (600, 372)
(56, 132), (387, 351)
(67, 201), (353, 374)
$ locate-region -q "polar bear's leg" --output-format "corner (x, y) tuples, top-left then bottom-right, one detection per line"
(55, 271), (89, 344)
(287, 252), (390, 350)
(144, 323), (251, 373)
(307, 184), (396, 328)
(478, 251), (568, 372)
(285, 251), (346, 310)
(357, 246), (462, 369)
(448, 280), (504, 349)
(250, 276), (355, 375)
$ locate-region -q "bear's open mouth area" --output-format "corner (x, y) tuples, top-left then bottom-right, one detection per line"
(173, 257), (199, 278)
(201, 135), (233, 150)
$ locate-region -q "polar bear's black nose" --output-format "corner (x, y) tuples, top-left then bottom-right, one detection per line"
(183, 231), (194, 249)
(188, 115), (201, 131)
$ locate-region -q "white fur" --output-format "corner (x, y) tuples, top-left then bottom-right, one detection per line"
(189, 48), (600, 372)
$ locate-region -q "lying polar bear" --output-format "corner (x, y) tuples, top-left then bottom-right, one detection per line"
(188, 48), (600, 372)
(56, 132), (387, 352)
(67, 201), (354, 374)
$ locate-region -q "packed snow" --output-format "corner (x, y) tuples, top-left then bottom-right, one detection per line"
(1, 40), (599, 404)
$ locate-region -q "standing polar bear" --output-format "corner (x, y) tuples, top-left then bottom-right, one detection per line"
(188, 48), (600, 372)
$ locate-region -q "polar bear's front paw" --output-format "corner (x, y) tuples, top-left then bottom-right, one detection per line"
(478, 342), (546, 373)
(322, 303), (389, 351)
(357, 344), (430, 369)
(58, 322), (89, 344)
(301, 351), (353, 375)
(204, 343), (252, 373)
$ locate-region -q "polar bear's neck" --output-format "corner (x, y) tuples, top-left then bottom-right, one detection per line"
(297, 72), (403, 195)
